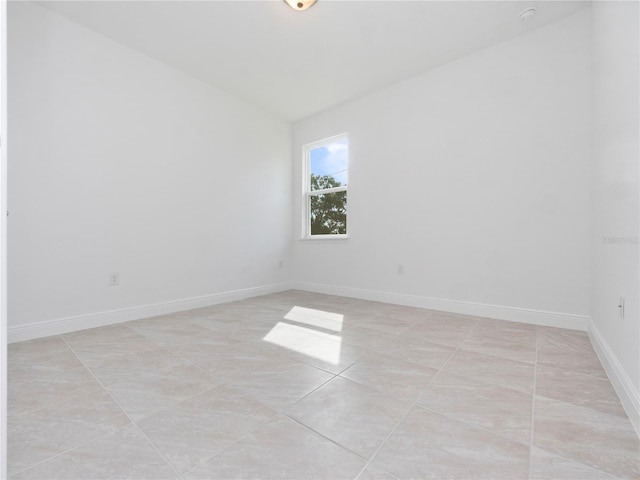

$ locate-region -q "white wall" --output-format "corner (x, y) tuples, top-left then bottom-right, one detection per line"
(292, 11), (592, 326)
(590, 1), (639, 431)
(1, 0), (7, 476)
(7, 2), (292, 337)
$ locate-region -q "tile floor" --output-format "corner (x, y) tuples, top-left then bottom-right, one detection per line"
(7, 290), (640, 479)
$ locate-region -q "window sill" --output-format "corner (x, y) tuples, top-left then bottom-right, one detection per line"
(300, 234), (349, 242)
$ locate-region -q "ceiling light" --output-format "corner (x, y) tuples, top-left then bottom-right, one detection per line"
(283, 0), (317, 11)
(518, 7), (537, 23)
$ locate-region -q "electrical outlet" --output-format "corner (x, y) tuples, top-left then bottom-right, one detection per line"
(108, 273), (120, 286)
(397, 264), (405, 275)
(618, 296), (625, 318)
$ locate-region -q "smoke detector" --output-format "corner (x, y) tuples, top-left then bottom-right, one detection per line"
(518, 7), (537, 23)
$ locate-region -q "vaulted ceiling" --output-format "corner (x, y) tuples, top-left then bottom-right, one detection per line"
(38, 0), (589, 121)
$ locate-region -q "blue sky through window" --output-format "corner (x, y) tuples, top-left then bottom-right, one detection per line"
(310, 137), (348, 187)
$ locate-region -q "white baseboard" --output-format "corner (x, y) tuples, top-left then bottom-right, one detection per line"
(291, 281), (590, 331)
(588, 320), (640, 437)
(10, 281), (590, 342)
(8, 282), (293, 343)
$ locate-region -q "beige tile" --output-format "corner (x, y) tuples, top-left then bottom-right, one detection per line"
(251, 289), (326, 308)
(416, 372), (532, 444)
(226, 319), (285, 343)
(127, 319), (220, 346)
(537, 326), (593, 353)
(277, 334), (367, 374)
(373, 335), (456, 370)
(8, 366), (103, 417)
(8, 336), (83, 376)
(536, 364), (627, 418)
(184, 414), (366, 480)
(358, 313), (417, 335)
(12, 424), (177, 480)
(260, 318), (331, 353)
(442, 349), (535, 393)
(304, 295), (375, 315)
(397, 319), (476, 348)
(355, 464), (399, 480)
(163, 305), (238, 321)
(371, 304), (430, 321)
(461, 333), (536, 363)
(343, 300), (394, 317)
(472, 317), (537, 340)
(537, 349), (608, 379)
(341, 353), (438, 403)
(285, 376), (409, 459)
(63, 324), (159, 367)
(163, 330), (242, 357)
(534, 396), (640, 478)
(106, 365), (221, 421)
(9, 291), (639, 480)
(373, 407), (530, 479)
(339, 310), (380, 325)
(280, 304), (346, 333)
(190, 312), (248, 334)
(62, 323), (144, 346)
(8, 389), (130, 476)
(87, 346), (197, 386)
(335, 325), (398, 350)
(127, 313), (185, 329)
(537, 327), (608, 379)
(137, 385), (277, 474)
(530, 447), (619, 479)
(229, 362), (334, 410)
(421, 310), (481, 326)
(172, 339), (288, 381)
(207, 300), (284, 318)
(461, 320), (536, 363)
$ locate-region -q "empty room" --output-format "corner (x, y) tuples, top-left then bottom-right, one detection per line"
(1, 0), (639, 478)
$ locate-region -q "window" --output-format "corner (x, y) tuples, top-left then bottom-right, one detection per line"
(303, 134), (348, 238)
(302, 134), (349, 238)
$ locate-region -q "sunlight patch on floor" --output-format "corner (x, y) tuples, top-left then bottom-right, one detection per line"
(263, 307), (343, 364)
(283, 306), (343, 332)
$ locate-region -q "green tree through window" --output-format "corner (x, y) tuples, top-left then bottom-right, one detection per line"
(304, 134), (348, 237)
(310, 174), (347, 235)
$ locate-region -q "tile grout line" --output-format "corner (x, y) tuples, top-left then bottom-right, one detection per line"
(61, 324), (299, 478)
(281, 412), (372, 463)
(123, 326), (233, 384)
(169, 352), (341, 476)
(352, 315), (484, 479)
(400, 321), (536, 447)
(417, 319), (537, 473)
(283, 371), (339, 406)
(8, 335), (164, 478)
(401, 320), (536, 446)
(176, 410), (281, 479)
(179, 313), (420, 477)
(352, 330), (472, 479)
(8, 422), (135, 478)
(356, 318), (538, 479)
(7, 336), (125, 477)
(181, 319), (423, 479)
(116, 309), (359, 477)
(59, 335), (183, 480)
(180, 363), (375, 479)
(177, 408), (292, 479)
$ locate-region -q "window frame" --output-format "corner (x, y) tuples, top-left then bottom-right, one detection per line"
(302, 133), (349, 240)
